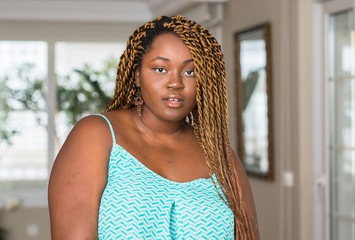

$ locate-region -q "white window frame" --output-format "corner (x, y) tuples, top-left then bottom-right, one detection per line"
(313, 0), (355, 239)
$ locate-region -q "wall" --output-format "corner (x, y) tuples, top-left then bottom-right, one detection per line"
(223, 0), (313, 239)
(223, 1), (282, 239)
(293, 0), (313, 239)
(0, 21), (140, 42)
(1, 208), (50, 240)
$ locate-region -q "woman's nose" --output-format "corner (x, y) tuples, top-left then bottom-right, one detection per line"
(167, 73), (184, 90)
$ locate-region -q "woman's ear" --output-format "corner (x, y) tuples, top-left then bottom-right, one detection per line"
(135, 69), (141, 87)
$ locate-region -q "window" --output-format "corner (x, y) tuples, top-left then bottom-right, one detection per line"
(55, 42), (123, 149)
(0, 41), (48, 187)
(328, 9), (355, 240)
(0, 41), (125, 206)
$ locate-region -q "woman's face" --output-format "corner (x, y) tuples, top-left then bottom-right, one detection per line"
(135, 33), (197, 122)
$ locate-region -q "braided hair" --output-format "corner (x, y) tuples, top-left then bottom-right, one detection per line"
(105, 15), (255, 239)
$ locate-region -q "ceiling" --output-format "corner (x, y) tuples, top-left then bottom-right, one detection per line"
(0, 0), (227, 23)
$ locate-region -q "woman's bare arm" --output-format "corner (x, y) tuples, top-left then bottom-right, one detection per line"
(232, 150), (260, 240)
(48, 115), (112, 240)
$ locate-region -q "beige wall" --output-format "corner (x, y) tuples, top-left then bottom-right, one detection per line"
(294, 0), (313, 239)
(0, 21), (141, 42)
(223, 1), (282, 239)
(2, 208), (50, 240)
(223, 0), (313, 239)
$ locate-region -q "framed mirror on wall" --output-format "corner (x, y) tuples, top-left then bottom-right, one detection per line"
(234, 22), (273, 180)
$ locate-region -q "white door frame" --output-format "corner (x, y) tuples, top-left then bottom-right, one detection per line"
(313, 1), (354, 240)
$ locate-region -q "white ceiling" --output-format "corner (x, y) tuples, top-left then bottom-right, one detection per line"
(0, 0), (227, 23)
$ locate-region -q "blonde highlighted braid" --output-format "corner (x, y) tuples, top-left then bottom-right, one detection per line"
(105, 16), (255, 239)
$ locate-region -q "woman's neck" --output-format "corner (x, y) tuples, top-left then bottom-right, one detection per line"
(131, 109), (187, 140)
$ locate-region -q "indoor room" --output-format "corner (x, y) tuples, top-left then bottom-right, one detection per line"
(0, 0), (354, 239)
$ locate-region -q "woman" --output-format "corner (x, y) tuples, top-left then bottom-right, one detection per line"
(48, 16), (259, 239)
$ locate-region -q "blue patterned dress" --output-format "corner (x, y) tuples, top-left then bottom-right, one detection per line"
(97, 114), (234, 239)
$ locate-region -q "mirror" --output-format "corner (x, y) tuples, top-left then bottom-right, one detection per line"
(234, 23), (273, 180)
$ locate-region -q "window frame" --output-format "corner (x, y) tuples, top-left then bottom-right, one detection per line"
(313, 0), (355, 239)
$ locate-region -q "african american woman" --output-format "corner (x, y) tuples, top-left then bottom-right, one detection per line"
(48, 15), (260, 240)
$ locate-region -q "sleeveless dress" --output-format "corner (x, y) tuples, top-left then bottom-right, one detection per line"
(96, 114), (235, 239)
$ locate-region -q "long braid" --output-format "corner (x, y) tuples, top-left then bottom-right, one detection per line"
(105, 15), (255, 239)
(106, 22), (155, 111)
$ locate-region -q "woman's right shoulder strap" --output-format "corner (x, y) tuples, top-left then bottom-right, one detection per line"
(94, 114), (117, 145)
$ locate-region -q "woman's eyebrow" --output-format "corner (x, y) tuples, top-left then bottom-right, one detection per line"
(150, 56), (194, 64)
(150, 56), (169, 62)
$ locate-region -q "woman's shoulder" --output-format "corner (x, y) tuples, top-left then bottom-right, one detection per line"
(70, 109), (130, 140)
(57, 111), (128, 155)
(68, 114), (112, 144)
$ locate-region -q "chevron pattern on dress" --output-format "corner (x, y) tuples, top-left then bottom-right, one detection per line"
(98, 144), (234, 239)
(95, 114), (234, 239)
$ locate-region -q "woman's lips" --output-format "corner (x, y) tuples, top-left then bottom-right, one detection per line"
(163, 97), (183, 108)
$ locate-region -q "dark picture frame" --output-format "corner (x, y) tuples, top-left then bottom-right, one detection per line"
(234, 23), (273, 180)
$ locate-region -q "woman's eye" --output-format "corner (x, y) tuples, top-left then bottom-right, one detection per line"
(153, 68), (166, 73)
(184, 70), (195, 77)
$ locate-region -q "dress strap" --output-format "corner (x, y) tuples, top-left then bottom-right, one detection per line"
(95, 114), (117, 145)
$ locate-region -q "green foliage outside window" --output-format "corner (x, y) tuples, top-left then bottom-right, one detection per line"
(0, 57), (116, 147)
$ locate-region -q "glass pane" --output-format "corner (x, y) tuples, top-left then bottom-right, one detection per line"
(0, 41), (48, 189)
(240, 37), (269, 173)
(328, 9), (355, 240)
(55, 42), (125, 150)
